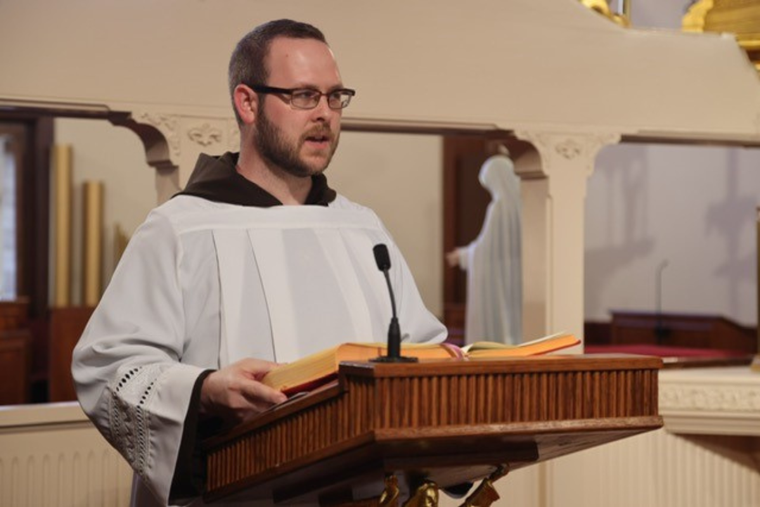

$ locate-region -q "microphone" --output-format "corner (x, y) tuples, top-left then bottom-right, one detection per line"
(370, 244), (417, 363)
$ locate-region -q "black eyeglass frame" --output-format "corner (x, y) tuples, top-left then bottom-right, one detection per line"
(249, 84), (356, 110)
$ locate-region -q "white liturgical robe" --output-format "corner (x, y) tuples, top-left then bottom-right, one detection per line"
(72, 194), (446, 506)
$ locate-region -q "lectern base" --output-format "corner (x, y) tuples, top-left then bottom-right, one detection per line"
(204, 356), (663, 505)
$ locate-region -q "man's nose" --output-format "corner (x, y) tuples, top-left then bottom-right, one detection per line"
(310, 95), (336, 121)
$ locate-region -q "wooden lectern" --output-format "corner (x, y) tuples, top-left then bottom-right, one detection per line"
(204, 355), (662, 505)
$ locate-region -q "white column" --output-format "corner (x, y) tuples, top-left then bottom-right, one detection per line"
(513, 131), (620, 344)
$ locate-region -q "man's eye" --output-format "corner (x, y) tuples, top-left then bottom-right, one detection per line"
(293, 90), (318, 100)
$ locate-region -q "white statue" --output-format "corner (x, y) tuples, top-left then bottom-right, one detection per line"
(446, 147), (522, 345)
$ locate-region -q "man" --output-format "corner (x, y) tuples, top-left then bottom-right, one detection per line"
(72, 19), (446, 507)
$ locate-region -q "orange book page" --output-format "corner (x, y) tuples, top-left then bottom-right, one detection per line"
(465, 333), (579, 359)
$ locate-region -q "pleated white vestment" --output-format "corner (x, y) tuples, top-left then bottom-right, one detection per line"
(72, 194), (446, 506)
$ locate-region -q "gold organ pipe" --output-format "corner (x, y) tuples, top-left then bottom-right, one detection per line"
(53, 145), (72, 307)
(82, 181), (104, 307)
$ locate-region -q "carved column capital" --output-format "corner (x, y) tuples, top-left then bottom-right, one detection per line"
(125, 109), (182, 171)
(116, 109), (239, 202)
(513, 130), (621, 178)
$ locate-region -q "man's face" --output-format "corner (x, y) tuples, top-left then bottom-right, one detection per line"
(254, 37), (343, 178)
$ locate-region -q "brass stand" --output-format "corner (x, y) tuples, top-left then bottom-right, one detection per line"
(380, 475), (401, 507)
(403, 481), (438, 507)
(460, 465), (510, 507)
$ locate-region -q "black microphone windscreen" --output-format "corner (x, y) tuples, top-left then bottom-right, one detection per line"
(373, 244), (391, 271)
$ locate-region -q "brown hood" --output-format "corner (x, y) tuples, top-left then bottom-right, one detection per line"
(175, 152), (337, 207)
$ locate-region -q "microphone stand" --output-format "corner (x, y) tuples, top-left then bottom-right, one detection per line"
(654, 260), (670, 344)
(371, 244), (417, 363)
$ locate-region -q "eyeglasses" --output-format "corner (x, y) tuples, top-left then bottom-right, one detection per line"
(249, 85), (356, 110)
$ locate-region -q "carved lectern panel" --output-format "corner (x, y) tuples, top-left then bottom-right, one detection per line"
(204, 355), (662, 504)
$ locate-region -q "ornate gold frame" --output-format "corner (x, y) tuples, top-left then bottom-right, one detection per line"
(684, 0), (760, 71)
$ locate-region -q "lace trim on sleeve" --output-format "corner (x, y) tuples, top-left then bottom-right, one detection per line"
(104, 363), (164, 479)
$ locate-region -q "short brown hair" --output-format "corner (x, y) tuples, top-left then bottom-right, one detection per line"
(228, 19), (328, 123)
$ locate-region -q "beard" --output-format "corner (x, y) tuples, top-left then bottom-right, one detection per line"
(254, 109), (340, 178)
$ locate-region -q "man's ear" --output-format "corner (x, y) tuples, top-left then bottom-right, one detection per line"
(233, 84), (258, 125)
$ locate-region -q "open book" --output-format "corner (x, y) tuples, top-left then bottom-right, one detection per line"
(262, 332), (580, 395)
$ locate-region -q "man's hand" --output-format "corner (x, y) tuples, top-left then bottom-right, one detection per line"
(200, 358), (287, 424)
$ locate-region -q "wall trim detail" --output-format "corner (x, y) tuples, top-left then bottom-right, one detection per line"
(187, 122), (222, 147)
(659, 366), (760, 437)
(555, 138), (583, 160)
(661, 385), (760, 413)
